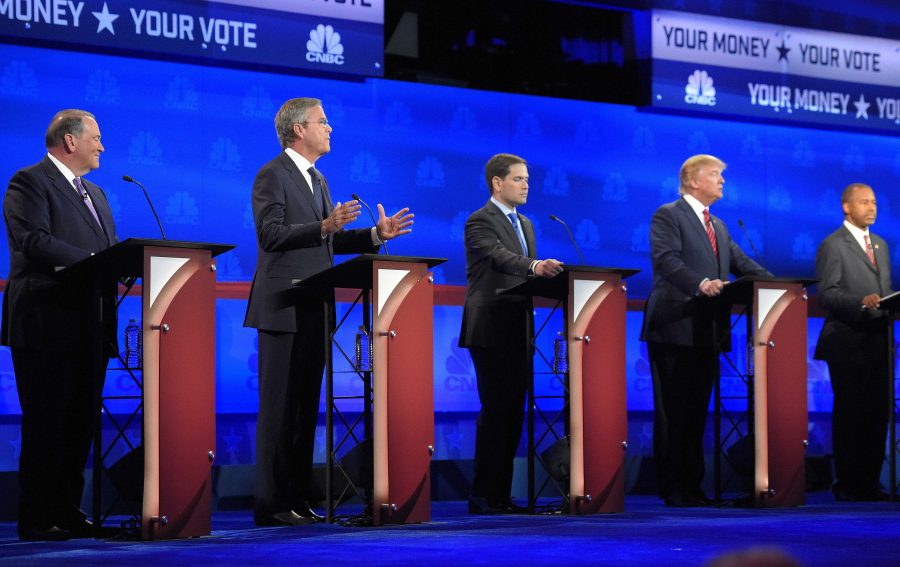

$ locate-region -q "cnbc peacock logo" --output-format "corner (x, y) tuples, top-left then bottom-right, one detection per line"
(684, 69), (716, 106)
(306, 24), (345, 65)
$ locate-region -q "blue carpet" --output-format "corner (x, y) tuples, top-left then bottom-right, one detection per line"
(0, 494), (898, 566)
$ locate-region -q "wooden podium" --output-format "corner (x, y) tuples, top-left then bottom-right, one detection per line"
(715, 276), (814, 507)
(63, 238), (232, 539)
(295, 254), (445, 525)
(508, 265), (637, 514)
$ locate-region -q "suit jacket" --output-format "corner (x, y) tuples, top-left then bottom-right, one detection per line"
(459, 200), (537, 351)
(1, 156), (117, 353)
(814, 225), (893, 364)
(243, 152), (378, 333)
(641, 197), (769, 348)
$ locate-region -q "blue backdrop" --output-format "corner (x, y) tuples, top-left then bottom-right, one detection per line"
(1, 42), (898, 424)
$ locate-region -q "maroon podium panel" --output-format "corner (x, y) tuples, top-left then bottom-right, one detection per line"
(753, 281), (808, 507)
(372, 261), (434, 525)
(142, 247), (217, 539)
(568, 272), (628, 514)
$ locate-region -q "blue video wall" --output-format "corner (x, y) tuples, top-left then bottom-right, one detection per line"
(1, 41), (899, 422)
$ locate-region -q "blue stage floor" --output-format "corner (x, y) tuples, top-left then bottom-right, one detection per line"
(1, 494), (898, 566)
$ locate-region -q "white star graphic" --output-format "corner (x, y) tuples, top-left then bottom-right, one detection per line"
(93, 2), (119, 35)
(853, 94), (871, 119)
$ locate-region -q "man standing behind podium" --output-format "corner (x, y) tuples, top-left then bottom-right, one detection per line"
(459, 153), (563, 514)
(2, 110), (117, 540)
(244, 98), (413, 527)
(814, 183), (892, 502)
(641, 154), (769, 507)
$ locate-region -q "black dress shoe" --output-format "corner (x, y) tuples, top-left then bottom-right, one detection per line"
(63, 518), (95, 538)
(664, 493), (706, 507)
(295, 505), (325, 522)
(254, 511), (316, 527)
(495, 498), (530, 514)
(467, 496), (506, 515)
(19, 525), (72, 541)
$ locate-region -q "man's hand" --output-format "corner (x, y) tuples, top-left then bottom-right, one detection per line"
(699, 278), (726, 297)
(535, 258), (564, 278)
(375, 203), (414, 241)
(862, 293), (881, 310)
(321, 200), (361, 235)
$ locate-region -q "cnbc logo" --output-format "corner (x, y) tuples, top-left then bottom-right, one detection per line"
(684, 70), (716, 106)
(306, 24), (345, 65)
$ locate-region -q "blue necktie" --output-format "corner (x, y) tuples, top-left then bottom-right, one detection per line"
(307, 166), (326, 216)
(507, 212), (528, 255)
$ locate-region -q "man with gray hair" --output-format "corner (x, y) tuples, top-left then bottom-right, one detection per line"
(641, 154), (769, 507)
(244, 98), (413, 526)
(2, 109), (117, 540)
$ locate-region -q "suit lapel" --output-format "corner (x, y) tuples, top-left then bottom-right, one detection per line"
(676, 198), (717, 262)
(841, 228), (878, 274)
(42, 160), (108, 243)
(521, 215), (536, 259)
(486, 201), (524, 255)
(281, 154), (323, 221)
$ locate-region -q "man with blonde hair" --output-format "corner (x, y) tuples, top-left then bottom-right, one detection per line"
(641, 154), (770, 507)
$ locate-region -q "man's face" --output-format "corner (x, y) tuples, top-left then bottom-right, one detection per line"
(295, 105), (332, 161)
(690, 163), (725, 206)
(493, 163), (529, 209)
(843, 186), (877, 229)
(67, 117), (104, 175)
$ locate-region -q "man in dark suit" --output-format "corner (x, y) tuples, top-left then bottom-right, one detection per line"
(244, 98), (413, 526)
(2, 109), (117, 540)
(641, 154), (769, 507)
(814, 182), (892, 502)
(459, 153), (563, 514)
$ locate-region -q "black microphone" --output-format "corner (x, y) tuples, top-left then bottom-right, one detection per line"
(549, 214), (584, 265)
(737, 219), (765, 267)
(351, 193), (388, 254)
(123, 175), (167, 240)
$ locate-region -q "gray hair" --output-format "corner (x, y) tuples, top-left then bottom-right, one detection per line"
(45, 109), (96, 148)
(274, 98), (322, 149)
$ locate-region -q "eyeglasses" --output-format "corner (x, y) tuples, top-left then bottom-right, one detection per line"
(299, 118), (331, 128)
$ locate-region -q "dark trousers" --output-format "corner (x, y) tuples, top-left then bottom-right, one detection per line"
(469, 344), (530, 502)
(254, 296), (330, 516)
(827, 357), (889, 493)
(13, 347), (104, 535)
(647, 342), (718, 499)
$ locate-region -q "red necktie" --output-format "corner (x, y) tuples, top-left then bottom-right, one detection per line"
(703, 208), (718, 257)
(864, 234), (877, 268)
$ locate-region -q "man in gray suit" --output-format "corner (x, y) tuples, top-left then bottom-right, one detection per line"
(244, 98), (413, 526)
(641, 154), (770, 507)
(814, 182), (892, 502)
(2, 110), (117, 540)
(459, 153), (563, 514)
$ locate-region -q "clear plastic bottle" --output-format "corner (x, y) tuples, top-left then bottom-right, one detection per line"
(124, 318), (142, 369)
(355, 325), (372, 372)
(553, 331), (568, 374)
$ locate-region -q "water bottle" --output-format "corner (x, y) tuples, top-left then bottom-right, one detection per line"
(124, 318), (142, 369)
(553, 331), (568, 374)
(355, 325), (372, 372)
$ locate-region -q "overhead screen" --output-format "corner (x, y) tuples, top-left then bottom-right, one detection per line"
(650, 9), (900, 135)
(0, 0), (384, 77)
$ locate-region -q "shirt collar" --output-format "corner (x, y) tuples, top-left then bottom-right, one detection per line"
(682, 193), (707, 216)
(843, 219), (870, 239)
(46, 152), (77, 187)
(284, 147), (314, 173)
(490, 196), (516, 217)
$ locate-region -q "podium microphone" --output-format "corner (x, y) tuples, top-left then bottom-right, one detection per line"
(123, 175), (167, 240)
(737, 219), (765, 268)
(351, 193), (388, 254)
(549, 214), (584, 265)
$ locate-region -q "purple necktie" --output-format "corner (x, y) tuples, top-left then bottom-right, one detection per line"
(73, 176), (103, 230)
